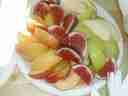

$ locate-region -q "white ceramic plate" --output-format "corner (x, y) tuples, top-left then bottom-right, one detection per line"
(17, 1), (124, 96)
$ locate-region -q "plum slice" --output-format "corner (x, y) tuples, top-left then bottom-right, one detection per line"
(33, 1), (49, 17)
(49, 4), (64, 25)
(57, 47), (82, 64)
(98, 58), (116, 79)
(73, 64), (93, 85)
(62, 32), (86, 56)
(63, 14), (77, 34)
(48, 25), (65, 41)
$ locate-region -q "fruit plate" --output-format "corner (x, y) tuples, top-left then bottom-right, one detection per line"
(16, 1), (124, 96)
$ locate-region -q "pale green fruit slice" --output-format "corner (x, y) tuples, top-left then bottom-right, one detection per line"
(87, 39), (106, 71)
(84, 19), (114, 41)
(78, 0), (96, 21)
(105, 39), (119, 59)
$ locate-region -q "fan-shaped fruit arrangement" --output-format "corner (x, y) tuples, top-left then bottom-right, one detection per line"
(16, 0), (118, 90)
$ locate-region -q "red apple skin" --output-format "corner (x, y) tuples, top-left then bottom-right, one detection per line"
(57, 48), (82, 64)
(63, 14), (77, 34)
(98, 58), (116, 79)
(48, 25), (65, 41)
(73, 65), (93, 85)
(49, 4), (64, 25)
(33, 1), (49, 17)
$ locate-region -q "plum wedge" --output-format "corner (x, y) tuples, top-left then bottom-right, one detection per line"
(57, 47), (82, 64)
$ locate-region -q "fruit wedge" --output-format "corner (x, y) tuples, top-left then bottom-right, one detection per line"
(105, 39), (119, 59)
(27, 18), (48, 34)
(98, 58), (116, 79)
(79, 0), (96, 19)
(57, 47), (82, 64)
(87, 38), (106, 72)
(54, 70), (81, 90)
(78, 0), (96, 21)
(34, 27), (59, 49)
(33, 1), (49, 17)
(49, 4), (64, 25)
(48, 25), (65, 41)
(29, 50), (62, 79)
(84, 19), (113, 41)
(62, 32), (86, 56)
(63, 14), (77, 34)
(73, 65), (93, 85)
(17, 32), (37, 45)
(16, 42), (48, 61)
(46, 60), (71, 83)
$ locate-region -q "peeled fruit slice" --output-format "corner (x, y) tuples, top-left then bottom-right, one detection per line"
(98, 58), (116, 78)
(57, 47), (82, 64)
(29, 50), (62, 79)
(105, 39), (119, 59)
(73, 65), (93, 85)
(33, 1), (49, 17)
(62, 32), (86, 56)
(87, 38), (106, 72)
(17, 32), (37, 45)
(49, 4), (64, 25)
(63, 14), (77, 34)
(34, 27), (59, 49)
(54, 70), (81, 90)
(27, 17), (48, 34)
(78, 0), (96, 21)
(46, 60), (71, 83)
(48, 25), (65, 41)
(84, 19), (113, 41)
(16, 43), (48, 61)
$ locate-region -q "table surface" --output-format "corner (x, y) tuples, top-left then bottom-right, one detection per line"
(0, 0), (128, 96)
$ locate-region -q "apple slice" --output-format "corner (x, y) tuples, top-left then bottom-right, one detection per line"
(57, 47), (82, 64)
(72, 65), (93, 85)
(62, 32), (86, 56)
(87, 38), (106, 72)
(49, 4), (64, 25)
(48, 25), (65, 41)
(98, 58), (116, 79)
(29, 50), (62, 79)
(17, 32), (37, 45)
(27, 17), (48, 34)
(63, 14), (77, 34)
(16, 42), (48, 61)
(34, 27), (59, 49)
(54, 70), (81, 90)
(33, 1), (49, 17)
(46, 60), (71, 83)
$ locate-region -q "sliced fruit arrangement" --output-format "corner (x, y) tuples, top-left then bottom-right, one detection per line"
(16, 0), (119, 91)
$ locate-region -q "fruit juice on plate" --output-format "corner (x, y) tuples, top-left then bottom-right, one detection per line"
(16, 0), (123, 95)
